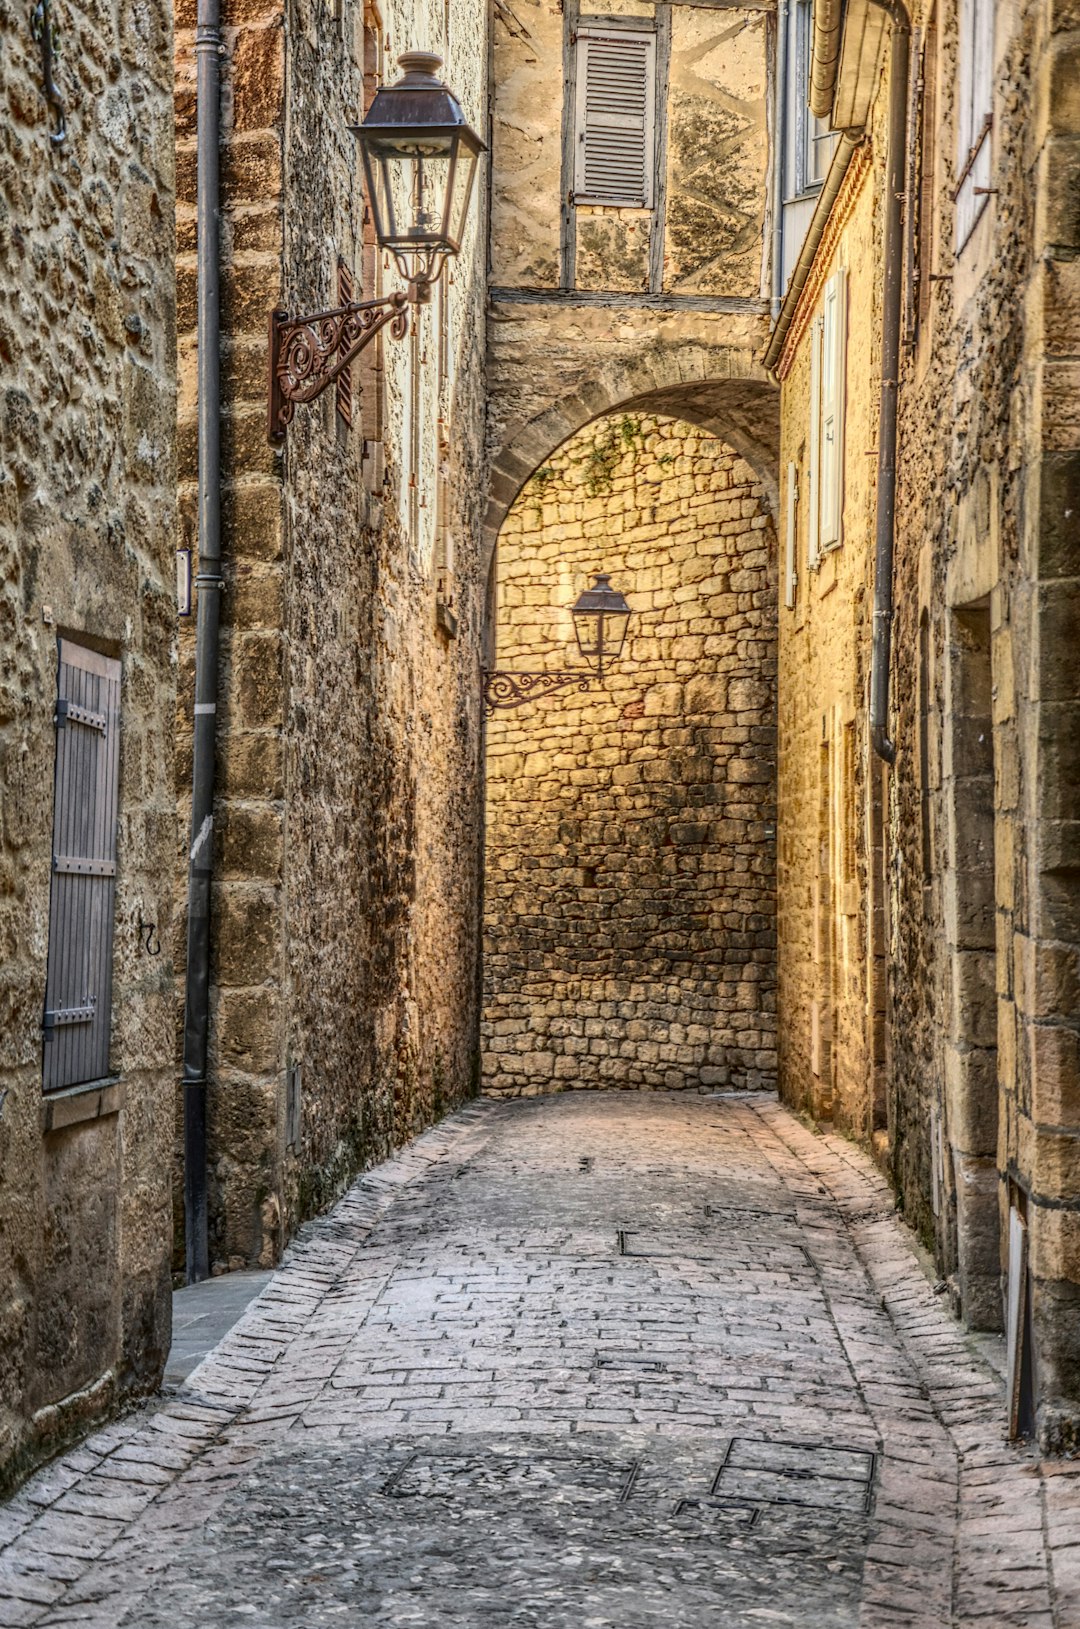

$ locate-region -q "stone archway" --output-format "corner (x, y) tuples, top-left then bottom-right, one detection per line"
(482, 344), (780, 574)
(482, 408), (778, 1098)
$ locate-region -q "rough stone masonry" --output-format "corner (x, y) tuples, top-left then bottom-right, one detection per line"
(484, 413), (777, 1096)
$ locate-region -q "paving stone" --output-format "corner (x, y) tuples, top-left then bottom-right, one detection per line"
(1, 1093), (1075, 1626)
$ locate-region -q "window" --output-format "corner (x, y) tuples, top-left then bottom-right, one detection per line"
(807, 268), (847, 567)
(786, 0), (837, 200)
(955, 0), (994, 249)
(42, 641), (121, 1092)
(573, 28), (656, 208)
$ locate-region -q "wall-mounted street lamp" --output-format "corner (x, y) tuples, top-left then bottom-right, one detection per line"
(268, 52), (485, 444)
(483, 573), (633, 715)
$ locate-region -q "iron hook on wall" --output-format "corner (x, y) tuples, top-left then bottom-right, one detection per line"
(139, 921), (162, 957)
(31, 0), (66, 144)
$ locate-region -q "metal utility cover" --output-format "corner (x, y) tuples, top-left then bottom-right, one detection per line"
(712, 1438), (876, 1515)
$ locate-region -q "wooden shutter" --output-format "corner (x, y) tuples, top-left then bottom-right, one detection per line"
(42, 641), (121, 1092)
(807, 314), (823, 570)
(574, 29), (656, 208)
(819, 268), (847, 552)
(955, 0), (993, 248)
(784, 461), (799, 610)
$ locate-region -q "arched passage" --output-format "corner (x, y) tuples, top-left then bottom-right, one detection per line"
(483, 342), (780, 575)
(482, 408), (778, 1097)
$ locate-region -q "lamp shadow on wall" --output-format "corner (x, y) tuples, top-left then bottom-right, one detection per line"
(482, 406), (779, 1101)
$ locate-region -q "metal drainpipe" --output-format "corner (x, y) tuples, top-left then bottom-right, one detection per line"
(182, 0), (223, 1283)
(869, 0), (911, 764)
(771, 0), (789, 318)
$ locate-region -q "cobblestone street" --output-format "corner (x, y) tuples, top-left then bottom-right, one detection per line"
(2, 1092), (1078, 1628)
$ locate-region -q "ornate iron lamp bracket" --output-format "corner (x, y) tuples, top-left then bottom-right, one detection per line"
(482, 669), (593, 717)
(268, 288), (414, 444)
(31, 0), (66, 144)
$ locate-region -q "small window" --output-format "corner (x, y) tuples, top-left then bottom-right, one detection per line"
(43, 640), (121, 1092)
(807, 269), (847, 565)
(786, 0), (838, 199)
(573, 29), (656, 208)
(955, 0), (994, 249)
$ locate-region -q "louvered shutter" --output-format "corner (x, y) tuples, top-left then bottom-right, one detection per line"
(42, 641), (121, 1091)
(574, 29), (656, 208)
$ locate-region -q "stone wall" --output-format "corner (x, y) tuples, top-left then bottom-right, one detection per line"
(174, 0), (490, 1271)
(0, 0), (176, 1486)
(485, 0), (779, 578)
(484, 413), (777, 1095)
(774, 145), (881, 1146)
(770, 0), (1080, 1444)
(886, 0), (1080, 1438)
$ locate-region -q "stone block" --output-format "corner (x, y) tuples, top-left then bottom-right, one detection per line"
(1029, 1021), (1080, 1125)
(234, 632), (284, 729)
(214, 885), (280, 986)
(232, 22), (285, 133)
(944, 1041), (999, 1155)
(216, 986), (282, 1073)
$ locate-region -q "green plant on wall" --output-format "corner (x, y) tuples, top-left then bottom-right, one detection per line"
(525, 464), (557, 522)
(578, 414), (646, 497)
(522, 414), (647, 520)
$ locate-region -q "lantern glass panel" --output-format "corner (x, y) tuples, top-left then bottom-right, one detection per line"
(572, 608), (631, 665)
(442, 135), (480, 250)
(361, 133), (455, 259)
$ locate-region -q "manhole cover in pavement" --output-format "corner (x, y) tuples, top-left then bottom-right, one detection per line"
(711, 1439), (876, 1515)
(617, 1230), (813, 1270)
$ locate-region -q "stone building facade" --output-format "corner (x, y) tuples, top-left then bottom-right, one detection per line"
(173, 0), (490, 1272)
(768, 0), (1080, 1445)
(484, 414), (777, 1095)
(0, 0), (177, 1486)
(484, 0), (781, 557)
(481, 0), (783, 1097)
(769, 139), (883, 1143)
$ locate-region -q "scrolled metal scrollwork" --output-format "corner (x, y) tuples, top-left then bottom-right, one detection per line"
(268, 291), (409, 443)
(31, 0), (66, 144)
(482, 669), (592, 717)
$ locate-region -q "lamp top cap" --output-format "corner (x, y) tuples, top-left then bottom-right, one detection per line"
(353, 49), (487, 151)
(395, 50), (445, 83)
(571, 573), (632, 616)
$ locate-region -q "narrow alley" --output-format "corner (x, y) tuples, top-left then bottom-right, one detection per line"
(2, 1092), (1077, 1628)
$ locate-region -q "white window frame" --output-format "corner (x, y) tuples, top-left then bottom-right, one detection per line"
(954, 0), (994, 250)
(806, 268), (847, 567)
(573, 27), (656, 209)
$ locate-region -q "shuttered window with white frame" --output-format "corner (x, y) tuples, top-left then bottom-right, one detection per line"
(807, 273), (847, 569)
(807, 314), (823, 571)
(573, 28), (656, 208)
(818, 266), (847, 552)
(42, 640), (121, 1092)
(955, 0), (994, 249)
(784, 461), (799, 609)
